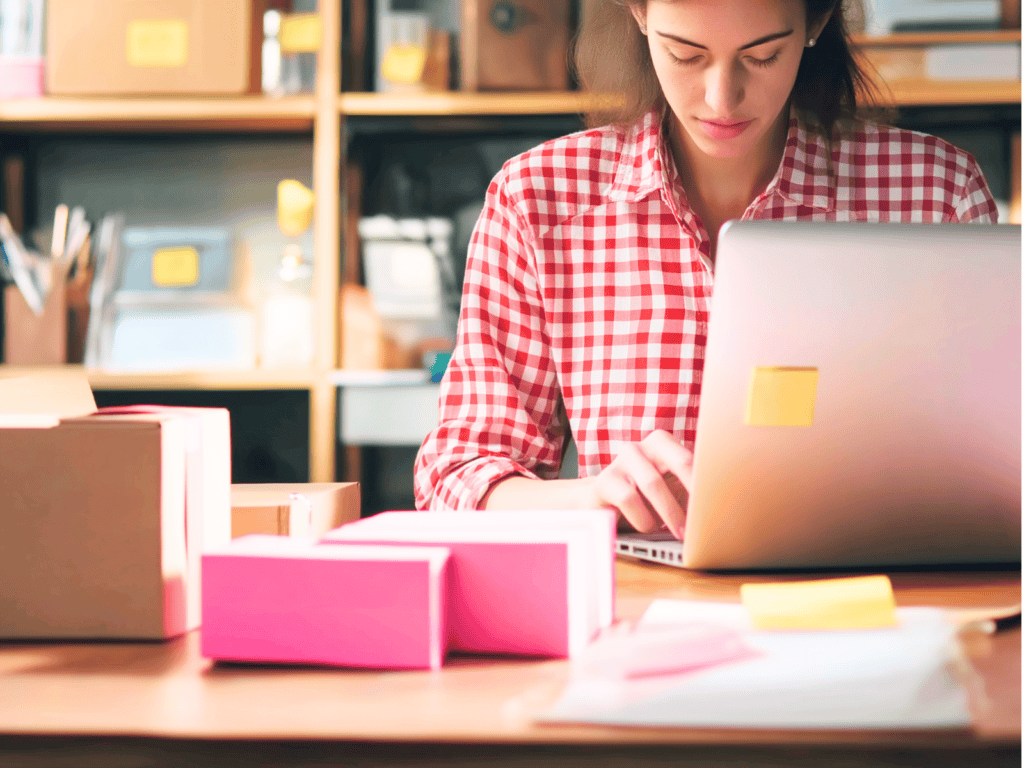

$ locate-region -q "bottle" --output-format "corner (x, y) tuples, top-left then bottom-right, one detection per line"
(278, 0), (319, 95)
(260, 243), (315, 368)
(260, 180), (316, 368)
(262, 9), (284, 97)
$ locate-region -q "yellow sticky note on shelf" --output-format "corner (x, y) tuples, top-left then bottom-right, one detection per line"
(152, 246), (199, 287)
(741, 575), (898, 631)
(126, 19), (189, 68)
(277, 180), (315, 237)
(279, 13), (323, 54)
(746, 366), (818, 426)
(381, 44), (427, 84)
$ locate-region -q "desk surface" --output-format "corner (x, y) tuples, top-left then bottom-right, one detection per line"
(0, 559), (1019, 767)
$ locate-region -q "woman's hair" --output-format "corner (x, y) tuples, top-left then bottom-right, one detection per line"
(572, 0), (886, 137)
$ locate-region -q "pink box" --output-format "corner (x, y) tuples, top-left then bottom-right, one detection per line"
(201, 535), (451, 670)
(321, 510), (616, 658)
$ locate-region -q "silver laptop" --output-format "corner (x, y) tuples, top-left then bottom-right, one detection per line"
(619, 221), (1021, 570)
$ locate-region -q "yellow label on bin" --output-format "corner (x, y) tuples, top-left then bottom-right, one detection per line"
(279, 13), (323, 53)
(746, 366), (818, 427)
(152, 246), (199, 287)
(741, 575), (898, 631)
(381, 44), (427, 84)
(127, 19), (189, 68)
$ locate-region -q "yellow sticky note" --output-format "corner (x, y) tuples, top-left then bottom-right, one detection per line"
(381, 44), (427, 84)
(277, 180), (315, 237)
(746, 366), (818, 426)
(279, 13), (323, 54)
(741, 575), (898, 631)
(126, 19), (189, 68)
(152, 246), (199, 288)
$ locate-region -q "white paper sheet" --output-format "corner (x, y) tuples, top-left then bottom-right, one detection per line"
(539, 600), (971, 730)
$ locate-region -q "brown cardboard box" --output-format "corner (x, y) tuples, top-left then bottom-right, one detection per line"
(0, 377), (231, 640)
(46, 0), (264, 96)
(232, 483), (362, 538)
(460, 0), (571, 91)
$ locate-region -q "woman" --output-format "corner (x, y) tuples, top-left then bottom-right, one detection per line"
(413, 0), (998, 535)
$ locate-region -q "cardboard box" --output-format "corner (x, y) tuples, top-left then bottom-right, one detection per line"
(231, 482), (361, 538)
(46, 0), (264, 96)
(202, 535), (451, 669)
(460, 0), (571, 91)
(0, 377), (231, 640)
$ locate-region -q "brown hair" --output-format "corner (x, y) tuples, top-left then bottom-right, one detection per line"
(572, 0), (887, 138)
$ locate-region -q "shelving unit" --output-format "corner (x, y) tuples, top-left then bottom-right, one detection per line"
(339, 91), (623, 116)
(854, 29), (1021, 107)
(0, 96), (317, 132)
(0, 365), (322, 389)
(0, 1), (1019, 487)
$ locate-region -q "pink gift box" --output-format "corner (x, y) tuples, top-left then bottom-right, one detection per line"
(321, 510), (616, 658)
(201, 535), (451, 670)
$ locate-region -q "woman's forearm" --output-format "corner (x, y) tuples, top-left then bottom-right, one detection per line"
(482, 475), (601, 510)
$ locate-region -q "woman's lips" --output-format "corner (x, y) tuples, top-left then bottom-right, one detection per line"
(699, 118), (754, 140)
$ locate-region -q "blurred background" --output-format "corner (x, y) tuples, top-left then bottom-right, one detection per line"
(0, 0), (1019, 514)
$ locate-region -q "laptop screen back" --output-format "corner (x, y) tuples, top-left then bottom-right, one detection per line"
(680, 221), (1021, 570)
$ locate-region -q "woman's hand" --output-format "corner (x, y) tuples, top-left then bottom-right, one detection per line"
(588, 430), (693, 540)
(482, 430), (693, 540)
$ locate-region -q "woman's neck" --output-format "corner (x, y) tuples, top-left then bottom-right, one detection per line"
(668, 108), (790, 252)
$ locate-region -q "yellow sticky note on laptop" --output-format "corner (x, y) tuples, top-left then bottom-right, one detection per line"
(746, 366), (818, 426)
(740, 575), (898, 631)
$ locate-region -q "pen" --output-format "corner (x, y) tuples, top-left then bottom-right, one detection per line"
(992, 612), (1021, 633)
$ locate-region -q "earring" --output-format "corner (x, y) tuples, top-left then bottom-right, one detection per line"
(639, 22), (647, 35)
(806, 37), (816, 47)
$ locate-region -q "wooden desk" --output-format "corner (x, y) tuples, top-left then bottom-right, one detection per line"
(0, 560), (1018, 767)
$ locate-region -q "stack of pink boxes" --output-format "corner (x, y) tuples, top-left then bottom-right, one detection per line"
(200, 509), (617, 669)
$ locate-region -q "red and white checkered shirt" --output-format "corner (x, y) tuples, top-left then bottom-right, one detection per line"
(414, 107), (998, 511)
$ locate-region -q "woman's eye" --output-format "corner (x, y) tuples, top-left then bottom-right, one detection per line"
(667, 51), (703, 66)
(748, 51), (781, 68)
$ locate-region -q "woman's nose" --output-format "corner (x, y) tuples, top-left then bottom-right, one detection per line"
(704, 62), (745, 116)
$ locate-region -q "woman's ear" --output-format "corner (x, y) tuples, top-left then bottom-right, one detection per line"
(629, 3), (648, 35)
(808, 5), (836, 43)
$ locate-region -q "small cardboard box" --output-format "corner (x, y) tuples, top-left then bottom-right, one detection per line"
(231, 482), (362, 538)
(46, 0), (265, 96)
(0, 377), (231, 640)
(460, 0), (571, 91)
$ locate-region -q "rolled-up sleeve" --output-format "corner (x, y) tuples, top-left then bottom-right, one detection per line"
(413, 171), (568, 511)
(953, 155), (999, 223)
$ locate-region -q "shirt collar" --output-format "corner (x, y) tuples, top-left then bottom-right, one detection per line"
(612, 106), (836, 213)
(766, 106), (836, 212)
(608, 109), (666, 202)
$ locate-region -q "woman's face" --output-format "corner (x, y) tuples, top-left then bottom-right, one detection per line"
(635, 0), (816, 161)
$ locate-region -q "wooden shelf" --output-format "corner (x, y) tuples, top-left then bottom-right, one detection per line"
(855, 30), (1021, 106)
(853, 30), (1021, 47)
(0, 365), (324, 390)
(872, 79), (1021, 106)
(339, 91), (624, 117)
(0, 96), (317, 132)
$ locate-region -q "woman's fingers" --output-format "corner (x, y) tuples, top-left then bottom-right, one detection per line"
(641, 430), (694, 495)
(595, 436), (691, 539)
(594, 462), (661, 534)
